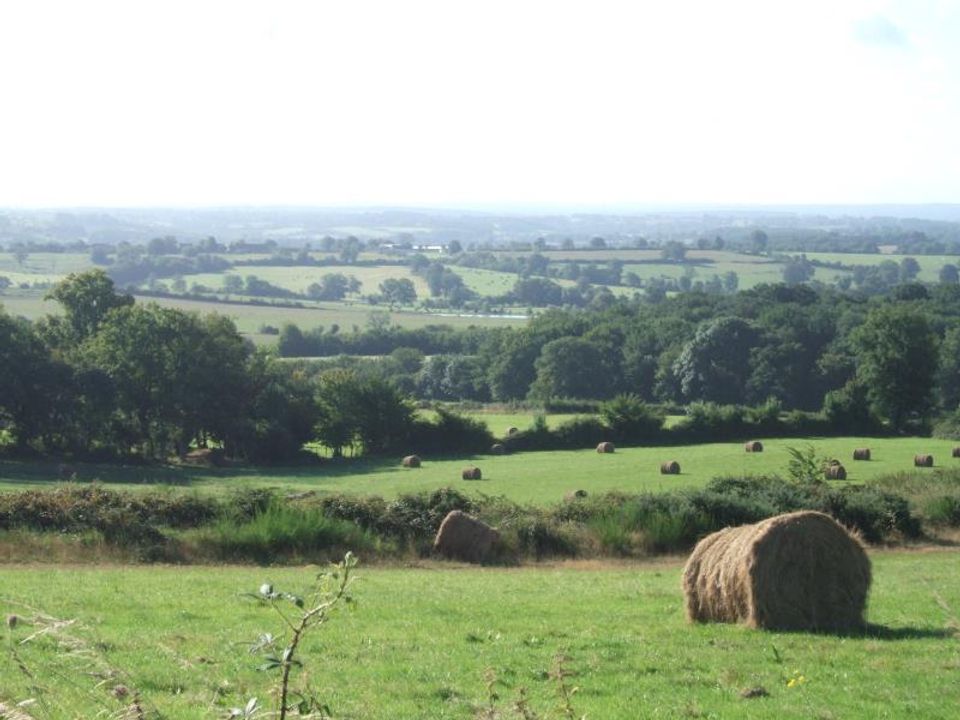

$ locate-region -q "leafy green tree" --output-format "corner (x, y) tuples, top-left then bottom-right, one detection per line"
(673, 317), (760, 404)
(529, 337), (611, 400)
(599, 394), (664, 441)
(307, 273), (352, 301)
(46, 270), (133, 341)
(851, 305), (938, 429)
(0, 309), (60, 449)
(899, 257), (921, 282)
(939, 264), (959, 284)
(223, 274), (244, 293)
(660, 241), (687, 262)
(749, 229), (769, 254)
(936, 325), (960, 411)
(379, 278), (417, 305)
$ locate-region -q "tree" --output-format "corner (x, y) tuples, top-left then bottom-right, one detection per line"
(46, 269), (134, 342)
(90, 246), (112, 265)
(590, 237), (607, 249)
(899, 257), (921, 282)
(379, 277), (417, 305)
(529, 337), (611, 400)
(447, 240), (463, 254)
(936, 325), (960, 411)
(750, 230), (769, 254)
(939, 264), (959, 285)
(0, 276), (10, 293)
(673, 317), (760, 404)
(222, 274), (244, 294)
(660, 241), (687, 263)
(307, 273), (351, 301)
(511, 277), (562, 307)
(851, 305), (938, 429)
(782, 256), (814, 284)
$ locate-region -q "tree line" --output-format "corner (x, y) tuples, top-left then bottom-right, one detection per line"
(280, 282), (960, 431)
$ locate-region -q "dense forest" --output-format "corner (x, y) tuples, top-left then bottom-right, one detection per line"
(4, 269), (960, 464)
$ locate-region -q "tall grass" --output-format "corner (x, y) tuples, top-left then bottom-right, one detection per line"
(196, 501), (382, 563)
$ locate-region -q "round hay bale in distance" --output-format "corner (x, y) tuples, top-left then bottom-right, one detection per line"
(852, 448), (871, 461)
(462, 466), (482, 480)
(490, 443), (506, 455)
(744, 440), (764, 453)
(401, 454), (422, 468)
(564, 489), (588, 501)
(507, 426), (519, 436)
(682, 511), (871, 632)
(824, 463), (847, 480)
(660, 460), (681, 475)
(433, 510), (499, 563)
(914, 454), (934, 468)
(952, 447), (960, 459)
(596, 441), (615, 454)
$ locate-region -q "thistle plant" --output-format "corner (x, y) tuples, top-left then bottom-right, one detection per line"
(238, 552), (358, 719)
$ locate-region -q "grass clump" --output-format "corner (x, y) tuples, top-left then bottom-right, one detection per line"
(197, 501), (380, 563)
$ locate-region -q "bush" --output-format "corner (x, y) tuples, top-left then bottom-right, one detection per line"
(932, 410), (960, 440)
(923, 496), (960, 526)
(406, 408), (494, 454)
(820, 486), (921, 542)
(200, 501), (379, 562)
(599, 394), (665, 443)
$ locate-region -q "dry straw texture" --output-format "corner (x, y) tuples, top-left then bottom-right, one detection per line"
(660, 460), (681, 475)
(596, 441), (615, 453)
(744, 441), (763, 452)
(433, 510), (499, 563)
(824, 463), (847, 480)
(852, 448), (871, 461)
(914, 454), (934, 467)
(401, 455), (422, 468)
(682, 511), (871, 632)
(461, 466), (482, 480)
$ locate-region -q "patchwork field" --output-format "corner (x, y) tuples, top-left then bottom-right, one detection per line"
(2, 436), (958, 504)
(0, 290), (527, 341)
(0, 551), (957, 718)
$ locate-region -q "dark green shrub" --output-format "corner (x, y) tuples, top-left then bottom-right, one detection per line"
(599, 394), (665, 443)
(819, 486), (921, 542)
(923, 496), (960, 526)
(202, 501), (378, 563)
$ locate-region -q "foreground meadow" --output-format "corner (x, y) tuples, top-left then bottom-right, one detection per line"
(2, 436), (958, 505)
(1, 550), (957, 718)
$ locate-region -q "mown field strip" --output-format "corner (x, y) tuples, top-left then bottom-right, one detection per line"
(0, 550), (957, 718)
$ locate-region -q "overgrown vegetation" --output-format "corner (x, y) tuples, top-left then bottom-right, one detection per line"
(1, 469), (953, 564)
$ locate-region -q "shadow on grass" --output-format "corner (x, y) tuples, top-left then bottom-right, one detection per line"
(0, 455), (416, 489)
(857, 624), (958, 641)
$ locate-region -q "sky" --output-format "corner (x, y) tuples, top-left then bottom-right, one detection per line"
(0, 0), (958, 209)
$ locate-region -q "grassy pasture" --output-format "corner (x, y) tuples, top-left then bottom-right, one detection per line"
(805, 252), (960, 282)
(0, 290), (527, 340)
(175, 264), (434, 298)
(0, 551), (957, 718)
(2, 436), (958, 505)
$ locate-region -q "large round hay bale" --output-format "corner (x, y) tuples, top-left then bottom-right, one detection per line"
(852, 448), (871, 461)
(682, 511), (871, 632)
(744, 441), (763, 453)
(462, 466), (482, 480)
(402, 455), (422, 468)
(433, 510), (499, 563)
(660, 460), (681, 475)
(824, 463), (847, 480)
(507, 426), (519, 436)
(914, 454), (934, 468)
(952, 447), (960, 459)
(596, 441), (615, 454)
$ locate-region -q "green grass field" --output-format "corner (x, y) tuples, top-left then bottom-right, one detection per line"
(0, 290), (527, 341)
(0, 550), (957, 718)
(805, 252), (960, 282)
(2, 436), (958, 505)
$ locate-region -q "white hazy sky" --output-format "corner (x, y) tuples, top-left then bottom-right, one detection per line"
(0, 0), (958, 208)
